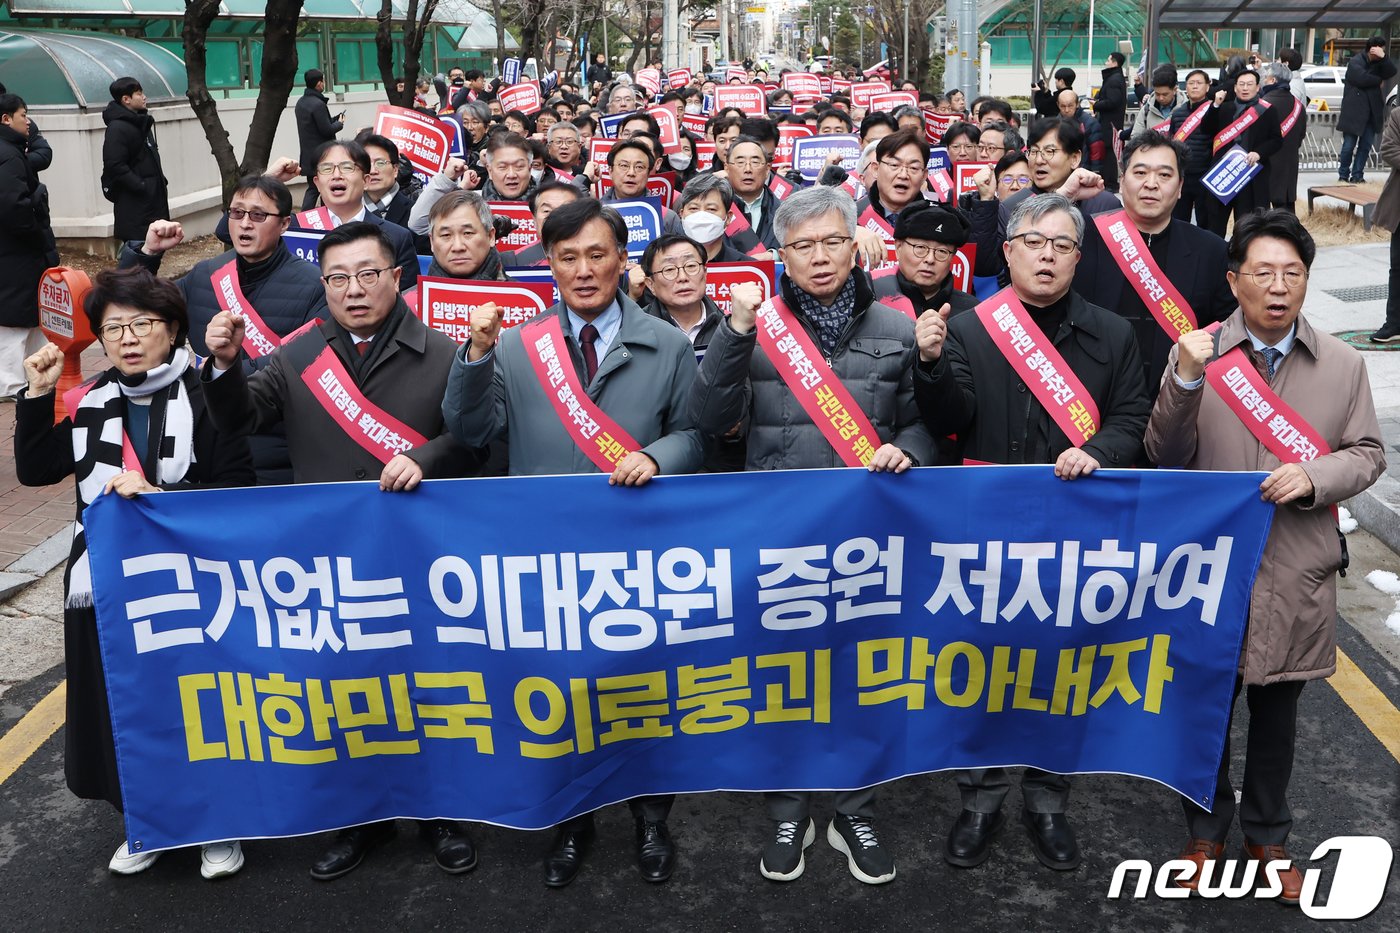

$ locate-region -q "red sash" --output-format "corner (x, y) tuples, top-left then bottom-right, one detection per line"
(212, 260), (283, 360)
(1172, 100), (1211, 143)
(298, 345), (428, 464)
(295, 206), (335, 230)
(1279, 96), (1304, 138)
(62, 381), (141, 472)
(520, 313), (641, 473)
(1213, 100), (1271, 154)
(1151, 117), (1172, 134)
(755, 296), (882, 467)
(928, 169), (954, 202)
(974, 289), (1101, 446)
(1092, 211), (1198, 339)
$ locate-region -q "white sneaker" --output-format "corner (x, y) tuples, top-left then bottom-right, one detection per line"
(109, 841), (161, 875)
(200, 841), (245, 880)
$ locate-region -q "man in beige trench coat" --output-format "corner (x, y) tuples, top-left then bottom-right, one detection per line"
(1145, 209), (1386, 906)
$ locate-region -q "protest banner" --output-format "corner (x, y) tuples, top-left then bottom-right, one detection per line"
(373, 105), (451, 180)
(713, 85), (767, 115)
(791, 134), (861, 181)
(417, 278), (554, 342)
(499, 82), (543, 115)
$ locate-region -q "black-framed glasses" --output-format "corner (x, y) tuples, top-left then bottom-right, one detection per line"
(902, 242), (956, 261)
(322, 268), (390, 290)
(1008, 232), (1078, 254)
(654, 260), (705, 280)
(228, 208), (285, 224)
(99, 318), (163, 342)
(316, 161), (362, 176)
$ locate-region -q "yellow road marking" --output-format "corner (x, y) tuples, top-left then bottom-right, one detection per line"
(1329, 649), (1400, 764)
(0, 680), (66, 786)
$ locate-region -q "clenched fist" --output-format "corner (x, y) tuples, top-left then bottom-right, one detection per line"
(915, 303), (954, 363)
(1174, 329), (1214, 383)
(23, 342), (64, 397)
(205, 310), (246, 369)
(728, 282), (764, 334)
(974, 165), (996, 201)
(142, 220), (184, 256)
(267, 156), (301, 183)
(468, 301), (502, 362)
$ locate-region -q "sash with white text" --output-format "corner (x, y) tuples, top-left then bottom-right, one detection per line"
(298, 345), (428, 464)
(1172, 101), (1211, 144)
(1279, 96), (1303, 138)
(520, 313), (641, 473)
(755, 296), (882, 467)
(974, 289), (1101, 446)
(295, 206), (335, 231)
(1205, 348), (1332, 466)
(212, 260), (286, 360)
(1212, 100), (1271, 154)
(1092, 211), (1198, 339)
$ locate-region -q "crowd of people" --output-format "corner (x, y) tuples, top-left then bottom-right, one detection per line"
(2, 49), (1395, 907)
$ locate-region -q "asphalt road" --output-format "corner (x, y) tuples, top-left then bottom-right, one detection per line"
(2, 544), (1398, 933)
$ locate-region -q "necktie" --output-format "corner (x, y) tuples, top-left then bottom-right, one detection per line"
(1260, 347), (1282, 379)
(579, 323), (599, 383)
(356, 340), (372, 357)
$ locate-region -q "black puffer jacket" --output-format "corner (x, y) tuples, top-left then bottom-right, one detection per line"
(1169, 95), (1218, 177)
(0, 123), (51, 328)
(101, 101), (168, 241)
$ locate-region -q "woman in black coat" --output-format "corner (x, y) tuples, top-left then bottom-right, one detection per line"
(15, 267), (253, 879)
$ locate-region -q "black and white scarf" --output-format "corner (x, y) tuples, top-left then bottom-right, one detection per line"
(66, 349), (195, 607)
(794, 274), (857, 359)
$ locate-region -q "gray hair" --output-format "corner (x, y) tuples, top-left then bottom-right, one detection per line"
(981, 120), (1024, 154)
(1006, 191), (1084, 243)
(428, 188), (493, 232)
(773, 185), (857, 245)
(678, 172), (735, 211)
(457, 100), (490, 125)
(546, 121), (581, 144)
(1265, 62), (1292, 83)
(892, 105), (925, 125)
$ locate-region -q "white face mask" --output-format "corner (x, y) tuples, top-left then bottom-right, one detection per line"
(530, 168), (544, 183)
(682, 210), (726, 243)
(685, 102), (703, 114)
(668, 152), (692, 171)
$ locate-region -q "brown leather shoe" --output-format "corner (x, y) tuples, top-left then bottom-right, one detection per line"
(1174, 838), (1225, 892)
(1243, 842), (1303, 904)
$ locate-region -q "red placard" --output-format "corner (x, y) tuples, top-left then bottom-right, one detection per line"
(768, 174), (797, 199)
(868, 91), (917, 113)
(923, 112), (957, 143)
(647, 105), (682, 153)
(775, 123), (815, 167)
(850, 82), (888, 109)
(667, 67), (693, 88)
(635, 68), (662, 97)
(588, 137), (617, 165)
(417, 277), (554, 342)
(693, 139), (717, 168)
(820, 75), (835, 94)
(857, 205), (897, 261)
(681, 112), (709, 136)
(373, 105), (451, 179)
(783, 73), (821, 97)
(37, 267), (95, 424)
(488, 200), (538, 251)
(704, 260), (776, 316)
(953, 162), (995, 198)
(498, 82), (542, 115)
(951, 244), (976, 293)
(726, 66), (748, 83)
(714, 85), (767, 115)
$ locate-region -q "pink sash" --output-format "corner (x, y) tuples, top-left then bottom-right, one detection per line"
(1092, 211), (1198, 339)
(294, 206), (335, 230)
(755, 296), (882, 467)
(520, 314), (641, 473)
(298, 345), (428, 464)
(1213, 100), (1271, 154)
(1279, 96), (1304, 138)
(974, 289), (1101, 446)
(1172, 100), (1211, 143)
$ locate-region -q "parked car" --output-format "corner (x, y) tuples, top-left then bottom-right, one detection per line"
(1298, 65), (1345, 111)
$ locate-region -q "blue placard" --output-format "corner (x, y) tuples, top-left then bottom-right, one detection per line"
(1203, 145), (1261, 204)
(927, 147), (951, 174)
(541, 71), (558, 95)
(503, 58), (522, 86)
(417, 255), (433, 275)
(282, 230), (324, 265)
(441, 115), (467, 159)
(791, 134), (862, 182)
(598, 111), (631, 139)
(85, 466), (1274, 852)
(503, 267), (562, 304)
(610, 196), (664, 258)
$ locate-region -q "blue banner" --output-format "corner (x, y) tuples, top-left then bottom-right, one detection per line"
(85, 467), (1273, 853)
(927, 146), (951, 174)
(792, 134), (862, 181)
(610, 197), (663, 258)
(502, 58), (521, 86)
(1203, 145), (1261, 204)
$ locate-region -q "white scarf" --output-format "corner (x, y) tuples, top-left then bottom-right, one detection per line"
(66, 349), (196, 607)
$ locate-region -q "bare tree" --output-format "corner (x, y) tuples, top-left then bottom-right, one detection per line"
(184, 0), (306, 204)
(376, 0), (443, 106)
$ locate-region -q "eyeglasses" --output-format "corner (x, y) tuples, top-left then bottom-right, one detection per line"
(977, 143), (1006, 155)
(1240, 269), (1307, 289)
(653, 260), (704, 280)
(1026, 146), (1061, 161)
(369, 158), (395, 169)
(730, 157), (769, 168)
(880, 159), (926, 177)
(783, 235), (854, 256)
(613, 161), (651, 174)
(99, 318), (163, 342)
(322, 268), (390, 290)
(1009, 232), (1078, 254)
(316, 161), (362, 176)
(1000, 174), (1032, 186)
(902, 242), (956, 261)
(228, 208), (285, 223)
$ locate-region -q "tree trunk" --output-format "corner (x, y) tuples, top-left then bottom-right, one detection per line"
(183, 0), (240, 199)
(492, 0), (506, 66)
(241, 0), (303, 177)
(377, 0), (441, 106)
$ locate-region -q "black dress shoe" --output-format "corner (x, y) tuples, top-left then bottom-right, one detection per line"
(310, 822), (397, 881)
(945, 809), (1004, 868)
(422, 820), (478, 874)
(1021, 809), (1081, 870)
(635, 819), (676, 883)
(543, 817), (595, 888)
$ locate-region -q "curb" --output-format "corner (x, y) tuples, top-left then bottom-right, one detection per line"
(0, 528), (70, 601)
(1347, 471), (1400, 559)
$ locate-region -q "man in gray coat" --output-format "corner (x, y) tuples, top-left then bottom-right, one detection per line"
(441, 196), (702, 888)
(687, 184), (935, 886)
